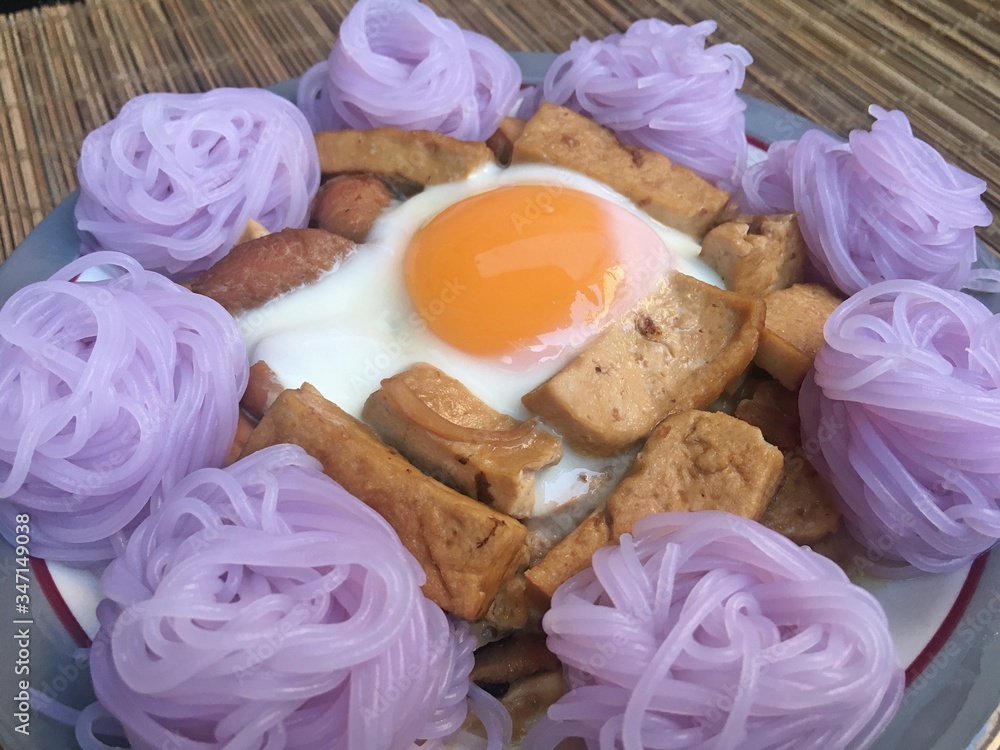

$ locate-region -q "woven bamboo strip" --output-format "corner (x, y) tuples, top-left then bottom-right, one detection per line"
(0, 0), (996, 262)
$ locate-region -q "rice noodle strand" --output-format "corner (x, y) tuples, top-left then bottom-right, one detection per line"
(516, 19), (752, 188)
(76, 89), (320, 278)
(297, 0), (521, 142)
(81, 444), (509, 750)
(522, 512), (903, 750)
(800, 280), (1000, 572)
(0, 251), (248, 563)
(741, 106), (994, 295)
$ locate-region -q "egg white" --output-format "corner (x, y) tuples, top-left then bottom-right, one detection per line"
(239, 163), (721, 515)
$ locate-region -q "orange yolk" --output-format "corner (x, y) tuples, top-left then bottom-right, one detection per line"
(404, 185), (666, 357)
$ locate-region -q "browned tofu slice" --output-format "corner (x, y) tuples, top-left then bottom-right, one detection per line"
(606, 410), (783, 538)
(526, 410), (782, 607)
(733, 379), (801, 449)
(189, 228), (355, 315)
(511, 102), (729, 237)
(311, 174), (393, 242)
(525, 505), (612, 609)
(486, 116), (526, 165)
(759, 448), (841, 544)
(754, 283), (844, 390)
(699, 214), (806, 296)
(522, 272), (765, 456)
(480, 572), (528, 634)
(735, 379), (841, 543)
(315, 128), (496, 185)
(240, 383), (527, 621)
(363, 363), (563, 519)
(225, 411), (257, 467)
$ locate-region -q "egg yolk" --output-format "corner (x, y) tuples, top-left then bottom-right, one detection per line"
(404, 185), (666, 357)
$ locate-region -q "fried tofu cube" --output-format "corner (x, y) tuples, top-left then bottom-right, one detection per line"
(522, 272), (765, 456)
(754, 283), (844, 390)
(363, 363), (563, 519)
(511, 102), (729, 237)
(526, 410), (783, 607)
(315, 128), (496, 185)
(225, 412), (257, 467)
(525, 505), (611, 609)
(733, 379), (801, 449)
(736, 379), (841, 543)
(606, 410), (783, 537)
(699, 214), (806, 296)
(486, 116), (526, 165)
(759, 448), (841, 544)
(240, 383), (527, 621)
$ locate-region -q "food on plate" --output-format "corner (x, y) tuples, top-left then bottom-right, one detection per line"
(472, 633), (568, 740)
(521, 272), (764, 456)
(736, 380), (841, 543)
(742, 105), (995, 296)
(699, 213), (806, 296)
(605, 410), (782, 535)
(239, 159), (698, 421)
(82, 444), (510, 750)
(297, 0), (521, 141)
(517, 19), (752, 188)
(521, 512), (904, 750)
(524, 410), (783, 605)
(188, 227), (355, 315)
(241, 359), (283, 419)
(753, 282), (844, 390)
(75, 88), (320, 278)
(486, 117), (526, 166)
(315, 127), (497, 185)
(759, 449), (842, 544)
(471, 632), (561, 686)
(235, 218), (270, 244)
(734, 379), (802, 450)
(0, 252), (247, 563)
(363, 363), (564, 518)
(512, 102), (729, 237)
(241, 384), (528, 621)
(311, 173), (394, 241)
(225, 412), (256, 466)
(500, 672), (567, 744)
(43, 3), (994, 746)
(402, 182), (675, 361)
(801, 280), (1000, 572)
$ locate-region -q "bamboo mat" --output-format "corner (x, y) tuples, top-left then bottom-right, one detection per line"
(0, 0), (997, 264)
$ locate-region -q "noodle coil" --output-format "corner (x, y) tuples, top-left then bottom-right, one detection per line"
(800, 279), (1000, 572)
(0, 252), (248, 563)
(741, 106), (994, 296)
(76, 88), (320, 278)
(82, 444), (510, 750)
(523, 511), (903, 750)
(516, 19), (752, 188)
(296, 0), (521, 141)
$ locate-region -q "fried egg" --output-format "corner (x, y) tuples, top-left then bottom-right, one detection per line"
(239, 163), (721, 514)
